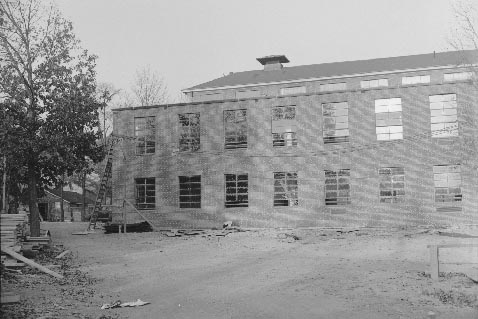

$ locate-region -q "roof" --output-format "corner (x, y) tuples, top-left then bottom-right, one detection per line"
(184, 50), (478, 91)
(46, 189), (95, 205)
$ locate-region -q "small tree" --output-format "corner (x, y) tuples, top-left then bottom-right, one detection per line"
(0, 0), (104, 235)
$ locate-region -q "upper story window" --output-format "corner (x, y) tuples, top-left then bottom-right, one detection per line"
(433, 165), (462, 203)
(236, 89), (260, 99)
(135, 178), (155, 209)
(272, 106), (297, 147)
(322, 102), (349, 144)
(196, 91), (223, 102)
(429, 94), (458, 138)
(179, 113), (200, 152)
(134, 116), (155, 155)
(224, 109), (247, 149)
(273, 172), (298, 207)
(375, 98), (403, 141)
(360, 79), (388, 89)
(319, 82), (347, 92)
(402, 75), (430, 85)
(280, 86), (306, 96)
(444, 72), (473, 82)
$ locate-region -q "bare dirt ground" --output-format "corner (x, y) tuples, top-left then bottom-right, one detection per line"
(2, 222), (478, 319)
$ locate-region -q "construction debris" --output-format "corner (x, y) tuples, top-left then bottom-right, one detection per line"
(101, 299), (150, 309)
(1, 247), (64, 279)
(164, 227), (245, 238)
(55, 250), (71, 259)
(0, 213), (28, 251)
(0, 291), (21, 304)
(104, 221), (152, 234)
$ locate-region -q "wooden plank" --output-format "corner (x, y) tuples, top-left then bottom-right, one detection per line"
(123, 199), (157, 231)
(55, 250), (71, 259)
(1, 292), (21, 304)
(429, 245), (439, 280)
(427, 243), (478, 249)
(1, 247), (64, 279)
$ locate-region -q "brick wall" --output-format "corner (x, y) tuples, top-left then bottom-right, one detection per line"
(112, 72), (478, 229)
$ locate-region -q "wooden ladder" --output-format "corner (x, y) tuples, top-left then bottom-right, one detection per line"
(87, 143), (115, 231)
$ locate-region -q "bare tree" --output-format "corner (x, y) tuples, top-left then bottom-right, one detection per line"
(96, 82), (119, 144)
(448, 0), (478, 171)
(450, 0), (478, 51)
(131, 65), (169, 106)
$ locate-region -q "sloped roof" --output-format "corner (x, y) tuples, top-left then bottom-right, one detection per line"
(46, 189), (95, 205)
(184, 50), (478, 91)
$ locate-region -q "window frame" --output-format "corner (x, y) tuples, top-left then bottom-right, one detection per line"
(279, 86), (306, 96)
(324, 169), (351, 206)
(433, 165), (462, 203)
(319, 82), (347, 92)
(378, 167), (405, 203)
(272, 105), (298, 147)
(134, 116), (156, 155)
(322, 101), (349, 144)
(273, 172), (298, 207)
(224, 109), (248, 149)
(135, 177), (156, 210)
(443, 72), (473, 82)
(401, 75), (430, 85)
(179, 175), (201, 208)
(429, 93), (458, 138)
(360, 79), (389, 89)
(375, 98), (403, 141)
(179, 113), (200, 152)
(225, 173), (249, 208)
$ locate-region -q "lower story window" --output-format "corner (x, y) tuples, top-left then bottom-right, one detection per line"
(379, 167), (405, 203)
(225, 174), (248, 207)
(433, 165), (462, 202)
(135, 178), (155, 209)
(325, 169), (350, 205)
(273, 172), (298, 207)
(179, 175), (201, 208)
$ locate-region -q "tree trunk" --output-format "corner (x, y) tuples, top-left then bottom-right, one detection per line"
(81, 172), (86, 222)
(60, 178), (64, 222)
(28, 167), (40, 237)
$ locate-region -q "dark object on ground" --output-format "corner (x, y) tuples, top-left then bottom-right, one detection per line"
(438, 231), (478, 238)
(104, 222), (152, 234)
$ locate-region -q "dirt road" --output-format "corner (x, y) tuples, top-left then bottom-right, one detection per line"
(3, 223), (478, 319)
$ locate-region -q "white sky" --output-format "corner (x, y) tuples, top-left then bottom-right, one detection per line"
(55, 0), (457, 103)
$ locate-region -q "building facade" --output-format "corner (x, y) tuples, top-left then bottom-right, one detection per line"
(112, 50), (478, 229)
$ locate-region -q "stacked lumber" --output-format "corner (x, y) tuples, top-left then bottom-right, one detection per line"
(0, 214), (28, 252)
(104, 221), (152, 234)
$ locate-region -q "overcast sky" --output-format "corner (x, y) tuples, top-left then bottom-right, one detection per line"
(55, 0), (458, 104)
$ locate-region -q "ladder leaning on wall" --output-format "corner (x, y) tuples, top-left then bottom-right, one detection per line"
(87, 141), (115, 231)
(84, 134), (157, 232)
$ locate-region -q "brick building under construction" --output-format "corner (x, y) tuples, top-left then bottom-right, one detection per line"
(111, 50), (478, 228)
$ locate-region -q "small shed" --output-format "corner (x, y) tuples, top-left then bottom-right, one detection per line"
(38, 189), (95, 222)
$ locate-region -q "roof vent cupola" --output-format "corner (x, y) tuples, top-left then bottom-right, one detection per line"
(256, 55), (289, 71)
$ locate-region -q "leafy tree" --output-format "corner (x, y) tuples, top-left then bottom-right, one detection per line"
(0, 0), (104, 235)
